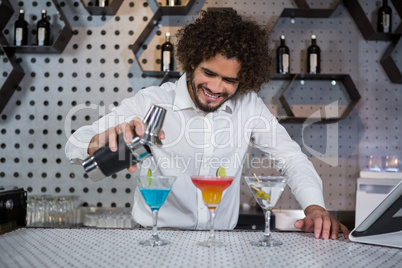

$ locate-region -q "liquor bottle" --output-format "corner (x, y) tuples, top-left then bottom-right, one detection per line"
(277, 35), (290, 74)
(166, 0), (181, 6)
(377, 0), (392, 33)
(96, 0), (109, 7)
(161, 32), (174, 72)
(14, 9), (28, 46)
(307, 35), (320, 74)
(36, 10), (50, 46)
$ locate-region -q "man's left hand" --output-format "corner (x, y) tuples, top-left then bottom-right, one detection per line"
(293, 205), (349, 240)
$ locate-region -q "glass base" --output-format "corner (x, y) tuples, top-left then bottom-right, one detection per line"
(250, 238), (282, 247)
(197, 239), (226, 247)
(139, 238), (170, 246)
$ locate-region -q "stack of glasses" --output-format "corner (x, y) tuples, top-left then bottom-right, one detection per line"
(26, 195), (81, 227)
(83, 208), (134, 228)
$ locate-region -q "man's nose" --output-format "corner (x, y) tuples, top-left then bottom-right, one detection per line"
(208, 77), (224, 92)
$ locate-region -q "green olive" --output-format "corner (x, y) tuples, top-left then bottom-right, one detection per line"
(262, 193), (270, 200)
(255, 190), (270, 201)
(255, 191), (265, 199)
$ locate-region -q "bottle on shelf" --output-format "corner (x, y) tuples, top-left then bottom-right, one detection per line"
(166, 0), (181, 6)
(307, 35), (320, 74)
(14, 9), (28, 46)
(161, 32), (174, 72)
(96, 0), (109, 7)
(277, 35), (290, 74)
(36, 9), (51, 46)
(377, 0), (392, 33)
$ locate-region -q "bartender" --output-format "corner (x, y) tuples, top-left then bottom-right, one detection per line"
(65, 8), (349, 240)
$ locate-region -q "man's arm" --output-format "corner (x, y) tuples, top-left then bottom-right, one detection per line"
(250, 97), (349, 239)
(86, 118), (165, 173)
(66, 116), (164, 173)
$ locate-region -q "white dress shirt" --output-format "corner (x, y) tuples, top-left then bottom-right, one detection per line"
(65, 73), (325, 230)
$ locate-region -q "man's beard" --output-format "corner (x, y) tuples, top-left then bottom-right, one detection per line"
(188, 72), (229, 113)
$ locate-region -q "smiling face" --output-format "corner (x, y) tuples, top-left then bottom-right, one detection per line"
(187, 54), (241, 113)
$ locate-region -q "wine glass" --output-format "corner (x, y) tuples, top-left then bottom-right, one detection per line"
(135, 175), (177, 246)
(191, 175), (234, 247)
(244, 175), (288, 247)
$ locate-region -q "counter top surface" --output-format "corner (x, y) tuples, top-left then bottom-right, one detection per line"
(1, 228), (401, 268)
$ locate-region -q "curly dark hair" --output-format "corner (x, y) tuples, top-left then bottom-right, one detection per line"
(176, 9), (273, 94)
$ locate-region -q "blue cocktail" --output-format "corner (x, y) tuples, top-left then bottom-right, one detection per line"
(135, 175), (177, 246)
(139, 188), (171, 209)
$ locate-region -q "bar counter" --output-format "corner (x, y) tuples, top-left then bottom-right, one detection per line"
(1, 228), (401, 267)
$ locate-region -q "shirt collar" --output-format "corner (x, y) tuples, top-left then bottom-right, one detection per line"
(173, 73), (234, 114)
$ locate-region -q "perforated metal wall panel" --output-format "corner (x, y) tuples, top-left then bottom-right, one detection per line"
(1, 0), (401, 214)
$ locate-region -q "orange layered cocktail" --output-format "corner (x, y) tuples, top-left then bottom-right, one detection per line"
(191, 176), (234, 209)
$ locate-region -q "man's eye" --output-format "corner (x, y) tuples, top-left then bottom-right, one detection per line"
(224, 79), (238, 84)
(204, 71), (215, 77)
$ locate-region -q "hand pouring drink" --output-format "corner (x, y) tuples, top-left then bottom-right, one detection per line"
(82, 105), (166, 181)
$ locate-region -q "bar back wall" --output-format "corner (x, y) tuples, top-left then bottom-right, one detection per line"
(1, 0), (401, 216)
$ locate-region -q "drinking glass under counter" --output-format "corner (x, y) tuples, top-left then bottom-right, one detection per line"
(0, 228), (401, 267)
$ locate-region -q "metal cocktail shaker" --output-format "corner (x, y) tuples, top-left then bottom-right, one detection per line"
(82, 105), (166, 181)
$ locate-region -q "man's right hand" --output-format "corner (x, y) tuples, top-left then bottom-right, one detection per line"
(87, 117), (146, 172)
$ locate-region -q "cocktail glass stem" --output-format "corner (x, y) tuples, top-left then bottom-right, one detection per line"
(263, 209), (272, 241)
(198, 208), (224, 247)
(151, 209), (160, 241)
(208, 209), (216, 242)
(250, 208), (282, 247)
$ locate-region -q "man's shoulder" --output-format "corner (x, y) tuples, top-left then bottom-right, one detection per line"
(233, 91), (263, 107)
(140, 82), (177, 96)
(229, 91), (275, 118)
(142, 82), (175, 92)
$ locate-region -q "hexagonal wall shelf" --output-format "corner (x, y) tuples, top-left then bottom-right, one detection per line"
(279, 74), (361, 123)
(131, 0), (195, 81)
(81, 0), (123, 16)
(280, 0), (342, 18)
(381, 35), (402, 83)
(0, 0), (13, 30)
(265, 74), (297, 118)
(0, 47), (25, 114)
(1, 0), (73, 53)
(343, 0), (402, 41)
(269, 1), (361, 122)
(393, 0), (402, 33)
(147, 0), (195, 16)
(0, 0), (25, 114)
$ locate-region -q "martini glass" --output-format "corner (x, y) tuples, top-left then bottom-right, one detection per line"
(244, 175), (288, 247)
(135, 175), (177, 246)
(191, 175), (234, 247)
